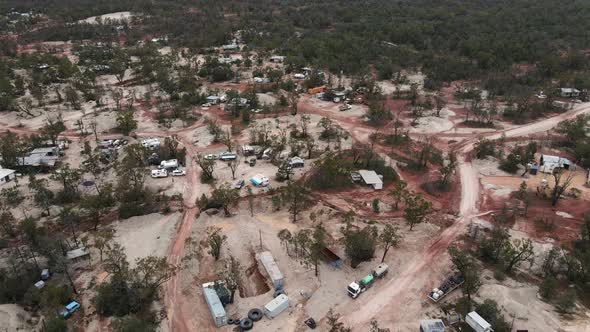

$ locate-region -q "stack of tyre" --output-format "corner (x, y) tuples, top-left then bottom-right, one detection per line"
(227, 308), (262, 331)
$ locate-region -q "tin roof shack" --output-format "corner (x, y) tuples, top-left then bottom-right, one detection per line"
(419, 319), (445, 332)
(539, 154), (571, 173)
(206, 96), (221, 105)
(559, 87), (581, 98)
(358, 170), (383, 190)
(66, 247), (90, 263)
(466, 311), (493, 332)
(224, 98), (249, 112)
(263, 294), (289, 319)
(203, 285), (228, 327)
(18, 147), (61, 169)
(258, 251), (284, 290)
(288, 157), (304, 168)
(0, 168), (16, 186)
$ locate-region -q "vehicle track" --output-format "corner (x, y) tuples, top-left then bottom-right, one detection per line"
(339, 103), (590, 329)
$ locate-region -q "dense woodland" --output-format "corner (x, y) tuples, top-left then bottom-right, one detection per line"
(3, 0), (590, 90)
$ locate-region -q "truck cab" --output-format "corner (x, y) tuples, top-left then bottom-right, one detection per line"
(347, 264), (388, 299)
(347, 274), (374, 298)
(347, 282), (362, 298)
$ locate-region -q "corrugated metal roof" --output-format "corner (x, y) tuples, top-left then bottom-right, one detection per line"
(541, 154), (560, 163)
(203, 287), (226, 318)
(66, 247), (89, 260)
(0, 168), (15, 179)
(259, 251), (284, 287)
(419, 319), (445, 332)
(358, 170), (383, 185)
(467, 311), (492, 329)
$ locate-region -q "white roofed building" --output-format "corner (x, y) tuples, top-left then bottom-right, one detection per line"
(358, 170), (383, 190)
(0, 168), (16, 186)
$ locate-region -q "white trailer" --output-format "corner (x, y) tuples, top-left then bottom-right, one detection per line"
(141, 138), (160, 149)
(466, 311), (493, 332)
(203, 287), (227, 327)
(258, 251), (284, 290)
(159, 159), (179, 169)
(263, 294), (289, 319)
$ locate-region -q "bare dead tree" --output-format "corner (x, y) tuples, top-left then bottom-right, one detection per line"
(551, 169), (575, 206)
(228, 156), (240, 180)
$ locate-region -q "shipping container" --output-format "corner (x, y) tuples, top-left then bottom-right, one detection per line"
(203, 287), (227, 327)
(259, 251), (284, 290)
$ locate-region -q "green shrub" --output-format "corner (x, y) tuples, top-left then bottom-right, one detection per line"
(113, 314), (156, 332)
(539, 276), (557, 299)
(554, 289), (577, 313)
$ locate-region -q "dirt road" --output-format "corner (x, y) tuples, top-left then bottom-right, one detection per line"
(324, 102), (590, 330)
(162, 128), (212, 332)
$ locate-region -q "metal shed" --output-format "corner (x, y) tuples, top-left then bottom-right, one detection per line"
(258, 251), (284, 290)
(466, 311), (493, 332)
(0, 168), (16, 186)
(263, 294), (289, 319)
(203, 287), (227, 327)
(419, 319), (445, 332)
(66, 247), (90, 262)
(358, 170), (383, 190)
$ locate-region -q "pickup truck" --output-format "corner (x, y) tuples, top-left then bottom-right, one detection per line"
(347, 263), (389, 298)
(427, 272), (465, 303)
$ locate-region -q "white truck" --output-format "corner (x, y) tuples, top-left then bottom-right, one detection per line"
(347, 263), (388, 299)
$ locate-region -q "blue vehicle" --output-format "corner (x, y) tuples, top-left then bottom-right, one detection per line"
(60, 301), (81, 318)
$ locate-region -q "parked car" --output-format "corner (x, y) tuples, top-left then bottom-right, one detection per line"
(60, 301), (81, 319)
(233, 179), (245, 189)
(220, 152), (237, 161)
(339, 104), (352, 111)
(172, 169), (186, 176)
(41, 269), (50, 280)
(204, 153), (218, 160)
(249, 158), (256, 166)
